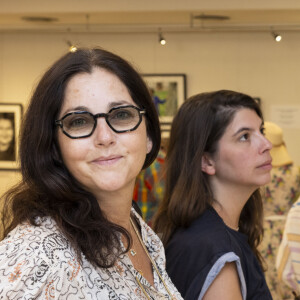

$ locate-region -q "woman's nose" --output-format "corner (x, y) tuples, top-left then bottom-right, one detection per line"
(260, 135), (273, 153)
(93, 118), (116, 146)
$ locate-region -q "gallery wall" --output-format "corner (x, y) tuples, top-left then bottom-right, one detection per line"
(0, 30), (300, 196)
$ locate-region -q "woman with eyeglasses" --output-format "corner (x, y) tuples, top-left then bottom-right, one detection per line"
(0, 48), (182, 300)
(154, 90), (273, 300)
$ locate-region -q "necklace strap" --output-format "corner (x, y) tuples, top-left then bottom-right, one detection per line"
(130, 217), (175, 299)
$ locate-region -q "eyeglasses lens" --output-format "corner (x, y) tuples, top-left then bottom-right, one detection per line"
(108, 107), (140, 131)
(63, 113), (94, 137)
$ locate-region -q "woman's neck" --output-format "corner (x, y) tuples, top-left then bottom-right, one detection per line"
(212, 202), (241, 230)
(211, 182), (256, 230)
(95, 186), (135, 230)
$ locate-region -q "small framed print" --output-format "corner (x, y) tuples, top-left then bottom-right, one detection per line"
(0, 103), (23, 170)
(143, 74), (187, 124)
(160, 122), (172, 139)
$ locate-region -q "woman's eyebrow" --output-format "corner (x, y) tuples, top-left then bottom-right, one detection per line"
(61, 106), (89, 115)
(232, 127), (252, 137)
(107, 100), (132, 109)
(232, 120), (264, 137)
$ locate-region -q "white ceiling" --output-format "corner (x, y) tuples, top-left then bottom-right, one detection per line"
(1, 0), (300, 33)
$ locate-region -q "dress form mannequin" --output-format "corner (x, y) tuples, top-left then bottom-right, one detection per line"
(260, 121), (300, 300)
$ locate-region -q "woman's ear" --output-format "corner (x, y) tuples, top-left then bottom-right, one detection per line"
(146, 136), (153, 154)
(201, 153), (216, 175)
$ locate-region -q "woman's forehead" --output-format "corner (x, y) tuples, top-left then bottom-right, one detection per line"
(225, 108), (262, 135)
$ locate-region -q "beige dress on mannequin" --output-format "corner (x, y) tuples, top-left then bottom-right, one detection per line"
(259, 122), (300, 300)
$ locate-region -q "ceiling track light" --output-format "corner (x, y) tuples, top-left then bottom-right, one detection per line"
(66, 40), (78, 52)
(271, 31), (282, 42)
(158, 29), (166, 45)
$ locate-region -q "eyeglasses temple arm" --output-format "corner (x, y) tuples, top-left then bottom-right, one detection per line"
(55, 120), (62, 127)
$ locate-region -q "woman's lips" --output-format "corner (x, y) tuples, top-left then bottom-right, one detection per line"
(91, 155), (122, 166)
(257, 160), (272, 170)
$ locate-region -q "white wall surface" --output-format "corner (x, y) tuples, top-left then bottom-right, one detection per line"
(0, 30), (299, 195)
(3, 0), (300, 13)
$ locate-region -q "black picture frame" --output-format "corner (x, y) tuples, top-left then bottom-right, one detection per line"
(0, 103), (23, 170)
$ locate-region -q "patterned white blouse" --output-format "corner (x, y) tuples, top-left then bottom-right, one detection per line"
(0, 208), (182, 300)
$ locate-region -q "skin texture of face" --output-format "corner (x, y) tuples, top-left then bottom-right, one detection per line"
(0, 118), (14, 152)
(57, 67), (152, 202)
(209, 108), (272, 191)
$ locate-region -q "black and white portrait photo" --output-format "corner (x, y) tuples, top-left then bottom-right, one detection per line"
(0, 104), (22, 170)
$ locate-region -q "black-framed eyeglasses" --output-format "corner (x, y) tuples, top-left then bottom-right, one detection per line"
(55, 105), (146, 139)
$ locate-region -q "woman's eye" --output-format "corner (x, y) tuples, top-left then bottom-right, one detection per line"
(68, 117), (88, 128)
(240, 133), (249, 141)
(260, 127), (265, 135)
(116, 112), (130, 119)
(112, 109), (133, 120)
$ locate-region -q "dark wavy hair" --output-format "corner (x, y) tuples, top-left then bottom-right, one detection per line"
(153, 90), (265, 267)
(1, 48), (161, 268)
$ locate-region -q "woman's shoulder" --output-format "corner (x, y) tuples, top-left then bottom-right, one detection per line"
(0, 217), (83, 299)
(165, 209), (245, 299)
(165, 207), (248, 271)
(0, 217), (76, 271)
(169, 208), (233, 247)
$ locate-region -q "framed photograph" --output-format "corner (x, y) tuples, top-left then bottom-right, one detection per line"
(160, 121), (172, 139)
(0, 103), (23, 170)
(143, 74), (187, 124)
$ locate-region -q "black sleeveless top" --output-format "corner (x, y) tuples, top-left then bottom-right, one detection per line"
(165, 207), (272, 300)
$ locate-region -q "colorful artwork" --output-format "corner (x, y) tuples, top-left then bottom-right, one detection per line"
(143, 74), (186, 138)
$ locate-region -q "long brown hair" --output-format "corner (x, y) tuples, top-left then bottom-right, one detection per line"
(153, 90), (265, 267)
(1, 48), (161, 268)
